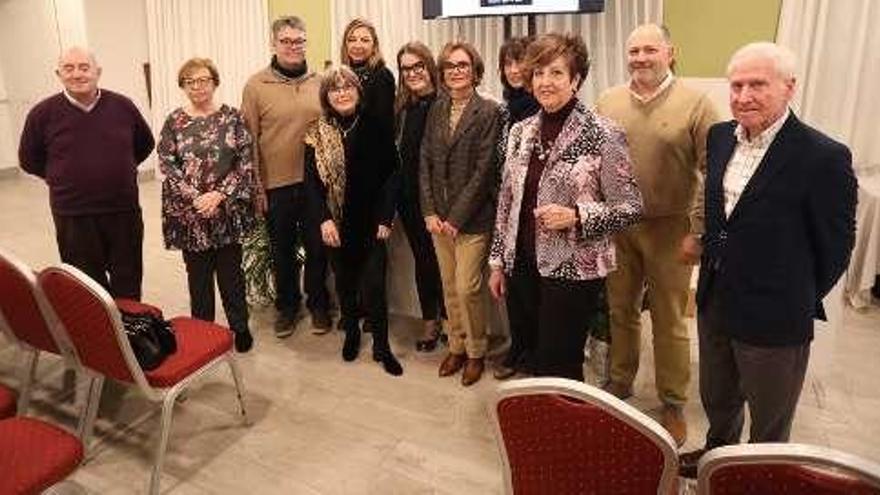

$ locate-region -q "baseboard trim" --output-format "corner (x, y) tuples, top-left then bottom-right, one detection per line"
(0, 168), (19, 181)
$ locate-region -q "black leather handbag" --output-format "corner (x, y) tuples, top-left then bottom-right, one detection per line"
(120, 310), (177, 371)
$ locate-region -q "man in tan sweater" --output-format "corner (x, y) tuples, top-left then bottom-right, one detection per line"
(596, 23), (719, 446)
(241, 16), (330, 337)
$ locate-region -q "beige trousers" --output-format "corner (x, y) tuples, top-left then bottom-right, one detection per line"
(607, 215), (692, 406)
(432, 233), (490, 358)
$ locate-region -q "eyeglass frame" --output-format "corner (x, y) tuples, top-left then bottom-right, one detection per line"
(182, 76), (215, 88)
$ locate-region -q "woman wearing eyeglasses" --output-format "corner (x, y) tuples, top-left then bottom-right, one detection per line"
(158, 58), (258, 353)
(420, 41), (500, 386)
(340, 18), (395, 136)
(393, 41), (447, 353)
(304, 66), (403, 376)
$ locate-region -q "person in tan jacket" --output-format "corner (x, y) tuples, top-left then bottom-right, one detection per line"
(241, 16), (331, 337)
(595, 23), (720, 446)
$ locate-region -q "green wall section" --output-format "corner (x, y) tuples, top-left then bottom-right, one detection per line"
(664, 0), (782, 77)
(268, 0), (332, 74)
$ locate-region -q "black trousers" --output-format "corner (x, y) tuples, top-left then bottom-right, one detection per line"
(266, 184), (330, 316)
(506, 260), (605, 381)
(331, 240), (390, 350)
(53, 210), (143, 299)
(182, 244), (249, 335)
(398, 196), (445, 321)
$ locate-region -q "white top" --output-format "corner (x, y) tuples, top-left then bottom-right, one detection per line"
(628, 71), (674, 104)
(63, 88), (102, 113)
(723, 108), (790, 218)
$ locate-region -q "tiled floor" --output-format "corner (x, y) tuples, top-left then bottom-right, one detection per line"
(1, 174), (879, 494)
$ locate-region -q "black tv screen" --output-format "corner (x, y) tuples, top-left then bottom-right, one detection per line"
(423, 0), (604, 19)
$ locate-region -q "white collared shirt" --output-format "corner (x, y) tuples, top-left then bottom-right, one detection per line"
(628, 71), (674, 104)
(63, 89), (101, 113)
(722, 108), (790, 218)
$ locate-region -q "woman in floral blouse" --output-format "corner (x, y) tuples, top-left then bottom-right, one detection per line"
(158, 58), (258, 353)
(488, 34), (643, 381)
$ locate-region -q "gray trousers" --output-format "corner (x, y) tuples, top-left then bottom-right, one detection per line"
(698, 298), (810, 448)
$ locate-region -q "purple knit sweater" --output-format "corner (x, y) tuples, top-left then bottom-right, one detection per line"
(18, 90), (155, 215)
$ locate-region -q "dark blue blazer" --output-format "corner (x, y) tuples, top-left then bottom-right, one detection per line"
(696, 113), (857, 346)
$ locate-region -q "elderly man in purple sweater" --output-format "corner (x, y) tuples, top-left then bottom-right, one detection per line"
(18, 47), (155, 299)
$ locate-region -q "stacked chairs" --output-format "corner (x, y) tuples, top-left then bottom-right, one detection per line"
(38, 263), (249, 495)
(697, 443), (880, 495)
(488, 377), (679, 494)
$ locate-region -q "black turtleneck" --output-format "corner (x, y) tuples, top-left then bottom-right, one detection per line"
(516, 96), (578, 267)
(398, 93), (437, 200)
(504, 86), (540, 126)
(271, 55), (307, 80)
(349, 61), (395, 137)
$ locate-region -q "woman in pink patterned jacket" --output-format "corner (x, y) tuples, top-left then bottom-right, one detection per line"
(488, 33), (643, 381)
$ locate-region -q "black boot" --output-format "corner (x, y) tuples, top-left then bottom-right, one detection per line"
(234, 329), (254, 353)
(342, 320), (361, 362)
(371, 323), (403, 376)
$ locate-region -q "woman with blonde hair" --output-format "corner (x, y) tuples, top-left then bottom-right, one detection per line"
(340, 18), (395, 135)
(158, 57), (258, 353)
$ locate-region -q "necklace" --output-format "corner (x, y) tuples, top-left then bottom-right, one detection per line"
(534, 136), (555, 162)
(339, 114), (360, 138)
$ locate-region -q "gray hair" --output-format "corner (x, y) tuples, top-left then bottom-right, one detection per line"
(271, 16), (306, 38)
(58, 46), (99, 68)
(727, 42), (796, 79)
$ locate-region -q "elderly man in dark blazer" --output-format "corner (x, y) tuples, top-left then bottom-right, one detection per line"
(679, 42), (857, 477)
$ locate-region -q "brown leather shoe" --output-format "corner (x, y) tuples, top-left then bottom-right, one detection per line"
(461, 358), (485, 386)
(678, 448), (707, 479)
(660, 404), (688, 447)
(439, 353), (467, 377)
(602, 381), (633, 400)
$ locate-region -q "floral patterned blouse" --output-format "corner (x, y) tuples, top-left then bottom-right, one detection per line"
(158, 105), (257, 251)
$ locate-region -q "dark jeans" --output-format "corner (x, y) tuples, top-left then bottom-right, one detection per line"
(398, 196), (445, 321)
(698, 293), (810, 448)
(182, 244), (249, 335)
(506, 259), (605, 381)
(331, 240), (390, 350)
(266, 184), (330, 317)
(53, 210), (143, 299)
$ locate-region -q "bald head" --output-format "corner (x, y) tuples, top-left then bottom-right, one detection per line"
(56, 46), (101, 104)
(626, 23), (674, 94)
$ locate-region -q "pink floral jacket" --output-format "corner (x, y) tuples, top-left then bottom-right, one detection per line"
(488, 101), (643, 280)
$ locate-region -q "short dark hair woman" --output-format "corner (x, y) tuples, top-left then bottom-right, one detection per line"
(420, 41), (500, 386)
(304, 66), (402, 376)
(488, 33), (643, 381)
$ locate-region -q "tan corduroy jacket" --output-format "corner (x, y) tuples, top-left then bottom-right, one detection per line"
(240, 66), (322, 190)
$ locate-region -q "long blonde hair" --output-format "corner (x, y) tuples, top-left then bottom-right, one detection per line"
(340, 18), (384, 69)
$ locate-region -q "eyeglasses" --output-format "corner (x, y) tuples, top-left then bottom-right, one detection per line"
(329, 84), (356, 95)
(183, 77), (214, 88)
(442, 61), (471, 74)
(277, 37), (307, 48)
(400, 61), (426, 76)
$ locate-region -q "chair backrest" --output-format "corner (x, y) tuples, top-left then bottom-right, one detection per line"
(489, 377), (678, 495)
(38, 264), (149, 390)
(698, 443), (880, 495)
(0, 247), (66, 355)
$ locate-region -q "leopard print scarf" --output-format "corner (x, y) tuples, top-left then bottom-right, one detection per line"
(304, 116), (346, 224)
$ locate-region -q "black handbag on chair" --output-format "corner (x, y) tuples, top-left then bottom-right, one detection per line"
(120, 310), (177, 371)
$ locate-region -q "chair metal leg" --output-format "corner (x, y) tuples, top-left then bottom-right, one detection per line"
(16, 348), (38, 414)
(77, 375), (104, 458)
(149, 391), (178, 495)
(226, 354), (249, 424)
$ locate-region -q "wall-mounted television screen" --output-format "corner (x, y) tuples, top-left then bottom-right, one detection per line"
(423, 0), (605, 19)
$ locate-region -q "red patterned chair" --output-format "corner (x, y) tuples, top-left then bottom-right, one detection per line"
(0, 382), (16, 419)
(0, 248), (88, 430)
(489, 377), (679, 495)
(697, 443), (880, 495)
(38, 263), (249, 495)
(0, 416), (84, 495)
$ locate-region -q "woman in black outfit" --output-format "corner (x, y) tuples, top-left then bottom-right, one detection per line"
(394, 41), (447, 352)
(340, 18), (395, 136)
(304, 66), (402, 376)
